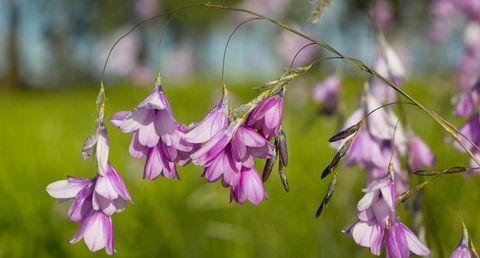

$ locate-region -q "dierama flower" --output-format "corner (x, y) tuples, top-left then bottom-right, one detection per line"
(191, 123), (275, 168)
(231, 125), (276, 166)
(191, 121), (241, 167)
(344, 126), (385, 169)
(191, 122), (274, 187)
(363, 90), (406, 145)
(183, 99), (238, 184)
(92, 164), (133, 216)
(369, 41), (406, 103)
(246, 92), (284, 139)
(455, 89), (478, 117)
(337, 91), (406, 169)
(69, 211), (115, 255)
(386, 219), (431, 258)
(47, 117), (131, 255)
(408, 136), (435, 171)
(47, 164), (132, 254)
(184, 100), (229, 144)
(143, 125), (198, 179)
(111, 76), (198, 179)
(342, 177), (395, 255)
(47, 176), (95, 222)
(230, 166), (267, 205)
(312, 75), (341, 115)
(456, 113), (480, 152)
(110, 80), (176, 150)
(190, 117), (274, 204)
(203, 146), (241, 184)
(343, 176), (430, 257)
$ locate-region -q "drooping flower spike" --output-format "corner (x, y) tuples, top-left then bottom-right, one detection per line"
(69, 211), (115, 255)
(110, 74), (198, 180)
(47, 117), (132, 255)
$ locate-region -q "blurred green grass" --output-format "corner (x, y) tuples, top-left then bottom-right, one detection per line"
(1, 78), (479, 258)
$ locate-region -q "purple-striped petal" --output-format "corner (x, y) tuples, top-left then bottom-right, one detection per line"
(46, 179), (90, 199)
(399, 222), (430, 256)
(184, 102), (229, 144)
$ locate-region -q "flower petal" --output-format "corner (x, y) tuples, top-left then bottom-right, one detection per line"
(46, 179), (89, 199)
(83, 212), (107, 252)
(399, 222), (430, 256)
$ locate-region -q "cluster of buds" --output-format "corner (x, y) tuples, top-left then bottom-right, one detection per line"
(47, 118), (133, 255)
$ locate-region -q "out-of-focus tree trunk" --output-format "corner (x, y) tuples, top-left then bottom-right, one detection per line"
(7, 0), (20, 90)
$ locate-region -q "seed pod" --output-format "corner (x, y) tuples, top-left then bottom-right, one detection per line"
(397, 180), (429, 203)
(321, 137), (353, 179)
(262, 156), (277, 182)
(328, 121), (363, 142)
(316, 172), (336, 218)
(276, 131), (288, 166)
(279, 159), (289, 192)
(413, 166), (468, 176)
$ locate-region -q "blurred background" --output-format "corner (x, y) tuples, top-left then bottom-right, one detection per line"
(0, 0), (479, 257)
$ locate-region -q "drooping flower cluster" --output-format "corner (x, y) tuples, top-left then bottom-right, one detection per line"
(343, 174), (430, 257)
(328, 39), (434, 194)
(187, 91), (285, 205)
(47, 120), (132, 255)
(333, 87), (434, 194)
(110, 76), (198, 180)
